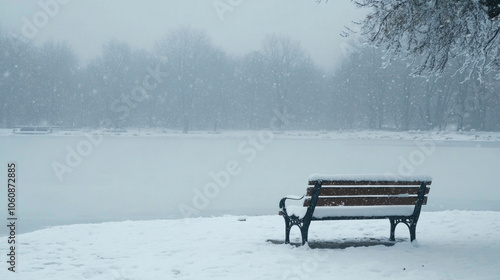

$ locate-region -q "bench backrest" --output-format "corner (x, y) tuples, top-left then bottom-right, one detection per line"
(305, 179), (431, 208)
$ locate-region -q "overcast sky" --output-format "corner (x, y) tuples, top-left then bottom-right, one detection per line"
(0, 0), (366, 69)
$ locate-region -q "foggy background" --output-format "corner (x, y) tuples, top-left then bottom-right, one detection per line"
(1, 1), (498, 132)
(1, 1), (500, 237)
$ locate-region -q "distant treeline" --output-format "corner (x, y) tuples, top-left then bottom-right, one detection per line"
(1, 26), (499, 132)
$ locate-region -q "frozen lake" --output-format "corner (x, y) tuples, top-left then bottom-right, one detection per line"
(1, 131), (500, 236)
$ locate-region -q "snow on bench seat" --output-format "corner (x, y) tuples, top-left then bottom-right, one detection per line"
(286, 204), (415, 219)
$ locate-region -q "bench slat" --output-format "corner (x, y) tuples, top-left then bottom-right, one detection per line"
(304, 196), (428, 207)
(309, 180), (431, 186)
(306, 187), (430, 196)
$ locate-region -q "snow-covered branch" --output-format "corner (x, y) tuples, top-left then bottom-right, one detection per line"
(350, 0), (500, 79)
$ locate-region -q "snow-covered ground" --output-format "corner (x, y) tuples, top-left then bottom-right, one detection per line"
(1, 129), (499, 278)
(0, 211), (499, 279)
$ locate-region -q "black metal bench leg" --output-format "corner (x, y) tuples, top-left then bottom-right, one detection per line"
(301, 220), (312, 245)
(300, 227), (308, 245)
(389, 218), (397, 241)
(409, 220), (417, 242)
(284, 217), (291, 244)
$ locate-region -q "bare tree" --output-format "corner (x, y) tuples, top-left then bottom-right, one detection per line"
(36, 41), (78, 126)
(261, 34), (308, 130)
(238, 51), (269, 129)
(155, 27), (219, 133)
(99, 40), (134, 128)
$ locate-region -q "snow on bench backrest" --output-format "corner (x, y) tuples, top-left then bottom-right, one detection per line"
(308, 174), (432, 185)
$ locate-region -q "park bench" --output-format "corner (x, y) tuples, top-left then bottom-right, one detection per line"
(279, 174), (432, 245)
(13, 126), (52, 134)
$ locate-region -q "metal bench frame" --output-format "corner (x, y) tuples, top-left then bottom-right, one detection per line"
(279, 178), (431, 245)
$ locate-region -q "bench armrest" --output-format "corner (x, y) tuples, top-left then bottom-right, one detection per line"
(279, 195), (305, 217)
(282, 195), (304, 200)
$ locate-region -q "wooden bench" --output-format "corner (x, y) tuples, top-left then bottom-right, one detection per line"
(279, 174), (432, 245)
